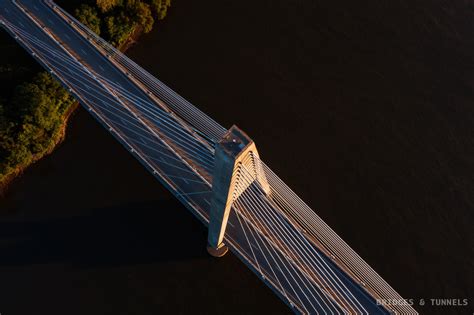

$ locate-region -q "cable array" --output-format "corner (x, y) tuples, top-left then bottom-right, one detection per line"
(0, 4), (419, 313)
(251, 155), (417, 314)
(228, 161), (371, 314)
(46, 0), (226, 142)
(3, 19), (216, 180)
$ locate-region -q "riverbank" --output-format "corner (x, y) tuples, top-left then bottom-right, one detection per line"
(0, 96), (79, 194)
(0, 0), (167, 193)
(0, 33), (135, 195)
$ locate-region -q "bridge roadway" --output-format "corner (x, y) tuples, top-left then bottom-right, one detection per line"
(0, 1), (403, 314)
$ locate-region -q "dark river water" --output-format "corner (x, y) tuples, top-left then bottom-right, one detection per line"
(1, 1), (474, 314)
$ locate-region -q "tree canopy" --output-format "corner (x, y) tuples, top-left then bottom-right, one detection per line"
(1, 0), (172, 183)
(150, 0), (171, 20)
(0, 73), (73, 180)
(127, 0), (154, 33)
(75, 0), (164, 46)
(96, 0), (121, 13)
(75, 4), (101, 35)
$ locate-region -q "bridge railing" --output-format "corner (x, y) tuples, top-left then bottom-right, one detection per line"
(0, 14), (214, 224)
(45, 0), (227, 144)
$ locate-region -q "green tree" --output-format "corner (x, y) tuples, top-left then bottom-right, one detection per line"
(75, 4), (101, 35)
(96, 0), (121, 13)
(149, 0), (171, 20)
(127, 0), (154, 33)
(1, 0), (174, 182)
(105, 12), (134, 46)
(11, 75), (56, 153)
(0, 72), (73, 175)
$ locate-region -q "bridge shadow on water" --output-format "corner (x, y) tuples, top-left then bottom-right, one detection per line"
(0, 201), (290, 315)
(0, 200), (208, 267)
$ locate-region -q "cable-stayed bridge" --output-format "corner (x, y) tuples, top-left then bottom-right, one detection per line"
(0, 1), (418, 314)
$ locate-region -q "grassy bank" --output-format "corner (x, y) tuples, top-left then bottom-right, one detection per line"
(0, 0), (171, 192)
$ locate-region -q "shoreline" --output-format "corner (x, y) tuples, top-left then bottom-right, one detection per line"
(0, 26), (143, 195)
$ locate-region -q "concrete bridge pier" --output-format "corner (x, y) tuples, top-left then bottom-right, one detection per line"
(207, 125), (270, 257)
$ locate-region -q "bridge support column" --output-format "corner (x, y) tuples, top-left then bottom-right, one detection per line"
(207, 125), (270, 257)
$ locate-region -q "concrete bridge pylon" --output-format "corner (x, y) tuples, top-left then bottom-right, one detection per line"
(207, 125), (270, 257)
